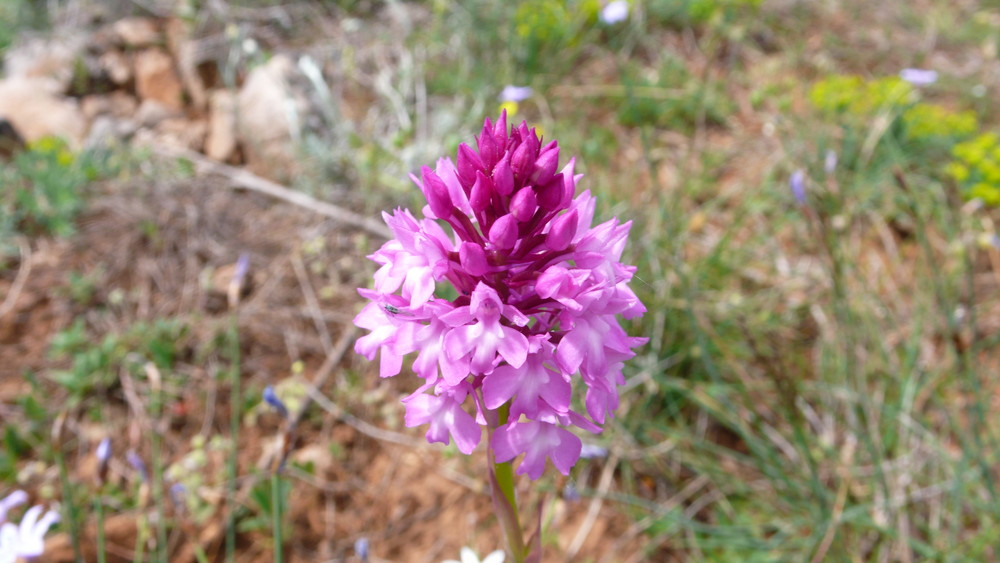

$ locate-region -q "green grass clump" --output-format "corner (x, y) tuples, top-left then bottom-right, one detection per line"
(810, 75), (916, 117)
(902, 103), (978, 141)
(49, 319), (189, 403)
(0, 137), (114, 248)
(648, 0), (763, 28)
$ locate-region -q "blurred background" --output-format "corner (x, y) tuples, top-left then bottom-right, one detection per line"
(2, 0), (1000, 561)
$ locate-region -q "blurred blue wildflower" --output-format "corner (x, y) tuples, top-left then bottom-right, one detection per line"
(499, 86), (533, 103)
(354, 537), (370, 562)
(228, 252), (251, 308)
(899, 68), (937, 86)
(790, 170), (807, 205)
(263, 386), (290, 419)
(563, 480), (580, 502)
(579, 444), (608, 459)
(96, 437), (111, 464)
(126, 450), (148, 482)
(600, 1), (629, 24)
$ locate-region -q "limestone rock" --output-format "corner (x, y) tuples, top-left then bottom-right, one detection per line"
(134, 48), (184, 112)
(205, 89), (238, 162)
(135, 99), (181, 128)
(154, 117), (207, 151)
(236, 54), (307, 179)
(0, 77), (86, 147)
(99, 50), (132, 85)
(3, 34), (86, 93)
(112, 17), (162, 48)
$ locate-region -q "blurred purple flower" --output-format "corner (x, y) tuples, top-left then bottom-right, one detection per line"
(126, 450), (148, 482)
(96, 437), (111, 464)
(263, 386), (290, 419)
(899, 68), (937, 86)
(0, 491), (59, 561)
(600, 1), (629, 24)
(354, 111), (646, 479)
(790, 170), (807, 205)
(354, 537), (370, 562)
(499, 85), (533, 103)
(563, 480), (580, 502)
(579, 443), (609, 459)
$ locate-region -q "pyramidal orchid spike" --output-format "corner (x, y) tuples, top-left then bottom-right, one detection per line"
(354, 113), (646, 481)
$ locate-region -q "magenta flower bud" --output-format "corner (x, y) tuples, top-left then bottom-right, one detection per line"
(469, 171), (492, 214)
(459, 242), (489, 276)
(536, 173), (565, 210)
(477, 121), (500, 169)
(546, 209), (577, 251)
(532, 141), (559, 186)
(489, 213), (518, 250)
(493, 153), (515, 196)
(493, 109), (509, 146)
(456, 143), (485, 189)
(510, 138), (536, 182)
(421, 166), (453, 219)
(510, 188), (538, 222)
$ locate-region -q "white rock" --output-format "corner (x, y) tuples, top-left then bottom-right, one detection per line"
(134, 47), (184, 112)
(0, 76), (86, 148)
(205, 89), (238, 161)
(236, 54), (308, 179)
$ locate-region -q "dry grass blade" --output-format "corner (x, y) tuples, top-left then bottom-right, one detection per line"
(149, 144), (391, 239)
(0, 237), (32, 319)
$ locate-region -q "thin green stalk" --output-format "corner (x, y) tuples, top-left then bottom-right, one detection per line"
(54, 445), (83, 563)
(95, 494), (107, 563)
(134, 515), (148, 563)
(150, 379), (168, 563)
(225, 316), (241, 563)
(272, 471), (284, 563)
(492, 403), (526, 563)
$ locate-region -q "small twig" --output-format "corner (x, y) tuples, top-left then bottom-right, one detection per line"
(566, 453), (620, 557)
(290, 325), (358, 429)
(306, 386), (426, 449)
(291, 251), (334, 356)
(0, 237), (32, 319)
(149, 144), (391, 239)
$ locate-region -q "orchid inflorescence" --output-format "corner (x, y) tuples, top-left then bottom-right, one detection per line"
(355, 111), (646, 479)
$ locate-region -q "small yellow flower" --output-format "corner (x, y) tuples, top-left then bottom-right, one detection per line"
(499, 101), (519, 117)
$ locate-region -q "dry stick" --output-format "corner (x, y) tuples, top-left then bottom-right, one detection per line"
(291, 251), (334, 356)
(0, 237), (31, 319)
(566, 453), (620, 558)
(149, 145), (391, 240)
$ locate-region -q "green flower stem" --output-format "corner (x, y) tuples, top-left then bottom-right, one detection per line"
(493, 402), (526, 563)
(272, 471), (284, 563)
(225, 316), (241, 563)
(95, 494), (107, 563)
